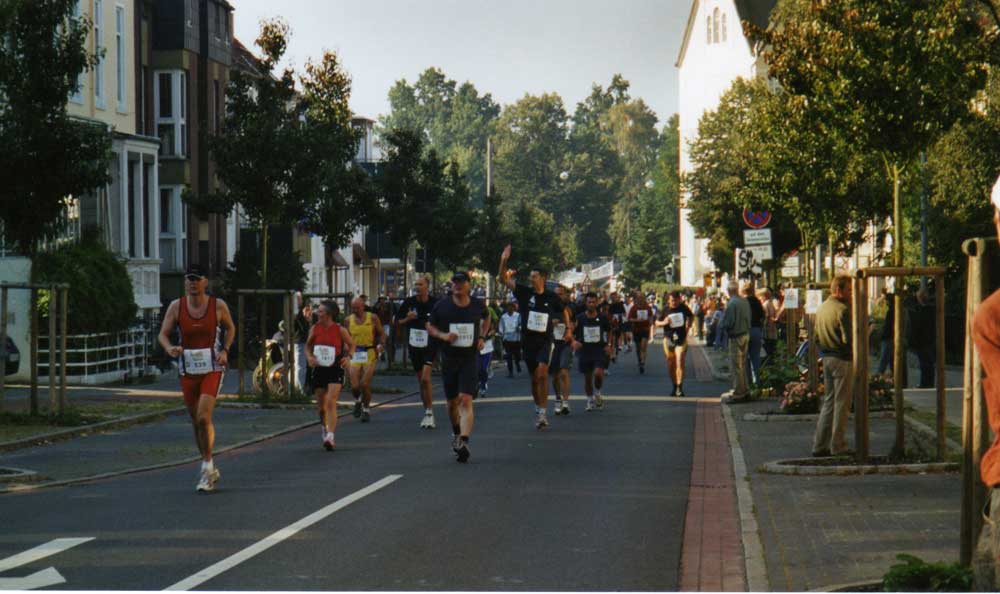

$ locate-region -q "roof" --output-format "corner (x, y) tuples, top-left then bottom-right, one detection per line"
(675, 0), (777, 67)
(230, 38), (263, 78)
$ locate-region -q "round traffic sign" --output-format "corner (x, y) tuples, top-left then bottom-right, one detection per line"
(743, 209), (772, 229)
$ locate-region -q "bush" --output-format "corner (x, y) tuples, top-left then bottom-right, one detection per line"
(882, 554), (971, 592)
(779, 381), (822, 414)
(33, 234), (138, 334)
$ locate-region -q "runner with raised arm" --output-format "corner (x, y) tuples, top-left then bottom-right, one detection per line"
(498, 244), (569, 429)
(157, 265), (235, 492)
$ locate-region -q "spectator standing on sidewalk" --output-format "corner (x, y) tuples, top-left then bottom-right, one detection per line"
(499, 302), (522, 377)
(876, 287), (896, 378)
(811, 275), (854, 457)
(760, 287), (778, 361)
(908, 287), (936, 388)
(744, 283), (765, 386)
(972, 176), (1000, 590)
(292, 298), (315, 393)
(721, 281), (750, 401)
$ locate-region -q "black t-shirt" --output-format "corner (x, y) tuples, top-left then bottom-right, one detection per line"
(748, 296), (765, 329)
(398, 295), (439, 332)
(608, 302), (626, 322)
(429, 297), (486, 360)
(662, 304), (694, 344)
(574, 312), (611, 356)
(513, 285), (564, 344)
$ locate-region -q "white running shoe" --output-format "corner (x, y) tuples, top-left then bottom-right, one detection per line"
(196, 467), (220, 492)
(323, 434), (336, 451)
(595, 393), (605, 409)
(535, 412), (549, 430)
(586, 398), (595, 412)
(420, 412), (436, 429)
(561, 402), (570, 415)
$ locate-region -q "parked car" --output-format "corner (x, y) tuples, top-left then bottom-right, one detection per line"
(3, 336), (20, 376)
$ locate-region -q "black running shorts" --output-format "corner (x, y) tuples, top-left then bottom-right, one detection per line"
(522, 339), (553, 373)
(408, 346), (436, 373)
(441, 355), (478, 400)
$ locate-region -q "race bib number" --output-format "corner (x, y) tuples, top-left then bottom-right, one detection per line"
(553, 323), (567, 340)
(583, 326), (602, 344)
(409, 329), (429, 348)
(668, 313), (686, 329)
(314, 345), (336, 367)
(526, 311), (549, 332)
(183, 348), (214, 374)
(636, 309), (649, 321)
(450, 323), (475, 348)
(352, 349), (369, 364)
(480, 339), (494, 355)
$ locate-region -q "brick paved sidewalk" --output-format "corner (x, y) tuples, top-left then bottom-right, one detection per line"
(680, 401), (746, 591)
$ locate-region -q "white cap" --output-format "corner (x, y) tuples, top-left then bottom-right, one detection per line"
(992, 174), (1000, 209)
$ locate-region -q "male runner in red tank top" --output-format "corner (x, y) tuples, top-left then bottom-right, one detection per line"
(158, 265), (236, 492)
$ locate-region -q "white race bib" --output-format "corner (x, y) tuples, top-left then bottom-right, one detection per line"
(553, 323), (567, 340)
(314, 345), (336, 367)
(669, 313), (686, 329)
(527, 311), (549, 332)
(409, 329), (429, 348)
(450, 323), (475, 348)
(352, 349), (369, 364)
(183, 348), (214, 374)
(480, 339), (494, 355)
(636, 309), (649, 321)
(583, 326), (602, 344)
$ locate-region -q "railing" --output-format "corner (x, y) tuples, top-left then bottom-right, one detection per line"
(38, 326), (156, 385)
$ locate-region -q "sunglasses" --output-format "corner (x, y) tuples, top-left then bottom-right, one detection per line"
(185, 274), (205, 282)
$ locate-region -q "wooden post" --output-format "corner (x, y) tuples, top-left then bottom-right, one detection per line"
(807, 313), (819, 393)
(238, 294), (245, 398)
(29, 287), (38, 416)
(284, 291), (294, 398)
(59, 286), (68, 414)
(0, 286), (7, 412)
(48, 286), (56, 412)
(936, 276), (946, 461)
(785, 306), (797, 354)
(259, 297), (267, 405)
(852, 274), (870, 463)
(892, 289), (906, 456)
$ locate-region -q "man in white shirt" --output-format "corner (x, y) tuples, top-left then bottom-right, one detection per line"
(499, 302), (522, 377)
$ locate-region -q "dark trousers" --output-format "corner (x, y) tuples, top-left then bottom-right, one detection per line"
(503, 341), (522, 374)
(912, 344), (935, 387)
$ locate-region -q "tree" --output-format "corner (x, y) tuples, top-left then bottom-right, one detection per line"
(187, 19), (363, 289)
(604, 99), (660, 255)
(423, 161), (476, 270)
(0, 0), (111, 255)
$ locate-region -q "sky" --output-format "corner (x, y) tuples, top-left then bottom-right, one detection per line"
(231, 0), (692, 127)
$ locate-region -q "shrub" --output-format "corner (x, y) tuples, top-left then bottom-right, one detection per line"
(33, 234), (138, 334)
(882, 554), (971, 592)
(779, 381), (822, 414)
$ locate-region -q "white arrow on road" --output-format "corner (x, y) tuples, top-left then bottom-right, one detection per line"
(0, 537), (94, 591)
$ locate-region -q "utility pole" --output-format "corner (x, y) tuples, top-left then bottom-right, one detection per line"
(486, 137), (494, 300)
(920, 152), (928, 291)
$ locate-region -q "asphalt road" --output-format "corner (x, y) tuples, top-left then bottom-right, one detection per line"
(0, 344), (708, 591)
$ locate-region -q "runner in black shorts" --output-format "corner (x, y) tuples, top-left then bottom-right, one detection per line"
(305, 300), (355, 450)
(654, 291), (694, 397)
(608, 292), (626, 364)
(396, 276), (439, 429)
(571, 292), (612, 411)
(499, 244), (569, 430)
(549, 285), (575, 415)
(427, 272), (490, 463)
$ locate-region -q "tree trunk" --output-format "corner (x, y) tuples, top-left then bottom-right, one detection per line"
(892, 161), (905, 456)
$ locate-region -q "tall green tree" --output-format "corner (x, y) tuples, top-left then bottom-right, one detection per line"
(605, 99), (660, 254)
(0, 0), (111, 254)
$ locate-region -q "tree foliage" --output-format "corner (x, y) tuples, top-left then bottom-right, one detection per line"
(0, 0), (111, 253)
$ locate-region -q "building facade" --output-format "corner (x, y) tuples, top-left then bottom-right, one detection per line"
(675, 0), (776, 286)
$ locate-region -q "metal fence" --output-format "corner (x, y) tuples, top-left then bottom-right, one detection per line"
(37, 326), (155, 385)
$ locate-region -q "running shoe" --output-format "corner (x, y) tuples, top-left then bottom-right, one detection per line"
(420, 412), (436, 429)
(361, 408), (371, 423)
(321, 426), (328, 440)
(196, 467), (220, 492)
(323, 434), (336, 451)
(639, 363), (645, 374)
(456, 441), (471, 463)
(586, 398), (595, 412)
(677, 386), (686, 398)
(352, 399), (363, 418)
(535, 412), (549, 429)
(451, 434), (462, 452)
(561, 402), (571, 415)
(595, 393), (605, 409)
(670, 385), (678, 397)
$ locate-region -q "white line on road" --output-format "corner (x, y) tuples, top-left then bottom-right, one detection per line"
(0, 538), (94, 573)
(164, 474), (403, 591)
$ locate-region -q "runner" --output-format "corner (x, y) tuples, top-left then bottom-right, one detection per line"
(157, 265), (236, 492)
(655, 291), (694, 397)
(498, 244), (568, 429)
(426, 272), (490, 462)
(607, 292), (626, 364)
(549, 285), (575, 415)
(396, 276), (439, 429)
(499, 302), (522, 377)
(628, 292), (655, 374)
(624, 293), (635, 352)
(347, 297), (386, 423)
(305, 300), (355, 450)
(570, 292), (612, 411)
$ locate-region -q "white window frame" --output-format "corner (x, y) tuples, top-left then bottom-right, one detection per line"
(158, 185), (186, 272)
(153, 70), (187, 158)
(94, 0), (105, 109)
(70, 1), (84, 104)
(115, 4), (126, 113)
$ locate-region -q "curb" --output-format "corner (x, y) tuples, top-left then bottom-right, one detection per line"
(0, 389), (421, 494)
(695, 343), (731, 382)
(721, 402), (770, 591)
(0, 407), (187, 454)
(760, 458), (959, 476)
(742, 410), (895, 422)
(811, 579), (883, 592)
(0, 466), (42, 483)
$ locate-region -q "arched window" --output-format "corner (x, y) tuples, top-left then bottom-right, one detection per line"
(722, 12), (727, 41)
(713, 8), (720, 44)
(707, 15), (712, 43)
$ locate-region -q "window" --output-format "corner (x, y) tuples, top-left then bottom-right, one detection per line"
(722, 13), (727, 42)
(223, 7), (229, 41)
(159, 186), (186, 272)
(70, 1), (84, 103)
(712, 8), (720, 44)
(115, 5), (125, 112)
(214, 3), (221, 37)
(154, 71), (188, 157)
(706, 15), (712, 44)
(94, 0), (104, 108)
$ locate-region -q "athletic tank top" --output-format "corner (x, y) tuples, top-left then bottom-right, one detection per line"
(178, 296), (221, 375)
(348, 312), (374, 348)
(313, 321), (343, 350)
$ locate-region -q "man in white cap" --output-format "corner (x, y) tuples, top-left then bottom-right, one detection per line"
(973, 174), (1000, 588)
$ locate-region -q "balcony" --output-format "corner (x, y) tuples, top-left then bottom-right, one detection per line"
(127, 259), (162, 310)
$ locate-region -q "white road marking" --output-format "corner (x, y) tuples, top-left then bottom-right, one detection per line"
(164, 474), (403, 591)
(376, 395), (709, 409)
(0, 537), (94, 591)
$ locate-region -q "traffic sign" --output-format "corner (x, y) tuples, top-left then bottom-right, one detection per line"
(747, 244), (773, 262)
(742, 209), (772, 229)
(743, 229), (772, 245)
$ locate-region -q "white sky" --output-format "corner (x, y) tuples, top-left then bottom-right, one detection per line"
(230, 0), (691, 126)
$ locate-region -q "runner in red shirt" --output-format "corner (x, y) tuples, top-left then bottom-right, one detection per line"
(306, 300), (355, 451)
(628, 292), (654, 374)
(158, 265), (235, 493)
